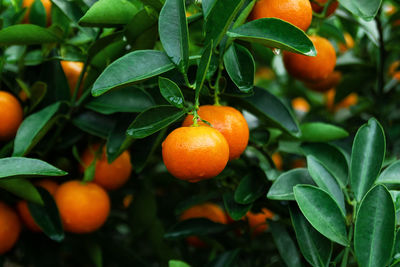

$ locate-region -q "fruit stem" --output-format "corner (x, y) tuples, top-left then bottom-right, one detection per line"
(213, 63), (224, 106)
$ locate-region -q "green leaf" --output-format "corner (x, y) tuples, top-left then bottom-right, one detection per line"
(300, 122), (349, 142)
(159, 0), (189, 73)
(204, 0), (245, 48)
(338, 0), (382, 21)
(29, 0), (47, 27)
(86, 86), (155, 115)
(0, 24), (60, 45)
(289, 204), (332, 267)
(169, 260), (191, 267)
(125, 8), (158, 46)
(223, 192), (251, 220)
(106, 115), (134, 163)
(307, 156), (346, 216)
(269, 221), (302, 267)
(294, 185), (348, 246)
(350, 118), (386, 202)
(206, 249), (240, 267)
(141, 0), (164, 11)
(302, 143), (349, 188)
(245, 146), (279, 181)
(317, 22), (346, 44)
(195, 42), (213, 101)
(79, 0), (138, 27)
(354, 185), (395, 267)
(127, 105), (185, 139)
(376, 160), (400, 184)
(72, 111), (116, 139)
(267, 168), (315, 200)
(92, 50), (175, 96)
(0, 179), (42, 204)
(202, 0), (216, 18)
(0, 157), (67, 179)
(234, 171), (267, 204)
(223, 43), (254, 93)
(159, 77), (185, 108)
(13, 102), (62, 157)
(28, 187), (64, 242)
(227, 18), (316, 56)
(164, 218), (228, 239)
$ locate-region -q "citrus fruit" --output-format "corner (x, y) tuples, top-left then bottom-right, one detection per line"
(389, 61), (400, 80)
(17, 180), (59, 232)
(182, 105), (249, 160)
(311, 0), (339, 17)
(292, 97), (311, 113)
(22, 0), (51, 25)
(304, 71), (342, 92)
(255, 67), (275, 83)
(250, 0), (312, 31)
(54, 180), (110, 233)
(325, 89), (358, 112)
(60, 61), (84, 97)
(162, 126), (229, 182)
(291, 158), (306, 169)
(338, 33), (355, 53)
(0, 91), (24, 141)
(283, 36), (336, 82)
(271, 153), (283, 170)
(246, 208), (274, 236)
(80, 144), (132, 190)
(0, 201), (21, 254)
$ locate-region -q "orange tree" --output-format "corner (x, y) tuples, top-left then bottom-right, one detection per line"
(0, 0), (400, 266)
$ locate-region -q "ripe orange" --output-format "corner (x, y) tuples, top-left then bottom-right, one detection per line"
(80, 144), (132, 190)
(17, 180), (59, 232)
(338, 33), (355, 53)
(389, 61), (400, 80)
(22, 0), (52, 25)
(271, 153), (283, 170)
(182, 105), (249, 160)
(162, 126), (229, 182)
(255, 67), (275, 83)
(283, 36), (336, 82)
(292, 97), (310, 113)
(250, 0), (312, 31)
(246, 208), (274, 236)
(304, 71), (342, 93)
(0, 202), (21, 254)
(54, 180), (110, 233)
(325, 88), (358, 112)
(60, 61), (85, 97)
(311, 0), (339, 17)
(0, 91), (24, 141)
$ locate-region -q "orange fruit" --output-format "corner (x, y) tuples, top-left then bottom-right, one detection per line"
(162, 126), (229, 182)
(246, 208), (274, 236)
(271, 153), (283, 170)
(182, 105), (249, 160)
(304, 71), (342, 92)
(0, 202), (21, 254)
(283, 36), (336, 82)
(0, 91), (24, 141)
(17, 180), (58, 232)
(250, 0), (312, 31)
(180, 203), (227, 247)
(384, 4), (397, 16)
(292, 97), (310, 113)
(292, 158), (306, 169)
(80, 144), (132, 190)
(338, 33), (355, 53)
(22, 0), (52, 25)
(255, 67), (275, 83)
(54, 180), (110, 233)
(325, 89), (358, 112)
(311, 0), (339, 17)
(60, 61), (85, 97)
(389, 61), (400, 80)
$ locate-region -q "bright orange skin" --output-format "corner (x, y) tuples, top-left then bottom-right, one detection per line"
(182, 105), (249, 160)
(162, 126), (229, 182)
(54, 180), (110, 234)
(389, 61), (400, 80)
(80, 145), (132, 190)
(0, 202), (21, 254)
(250, 0), (312, 31)
(305, 71), (342, 93)
(22, 0), (52, 25)
(271, 153), (283, 170)
(180, 203), (227, 247)
(0, 91), (24, 141)
(246, 208), (274, 236)
(325, 89), (358, 112)
(17, 180), (59, 232)
(338, 33), (355, 53)
(311, 0), (339, 17)
(292, 97), (310, 113)
(60, 61), (84, 97)
(283, 36), (336, 82)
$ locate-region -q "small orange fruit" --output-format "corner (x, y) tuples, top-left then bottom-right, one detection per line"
(22, 0), (52, 25)
(182, 105), (249, 160)
(80, 144), (132, 190)
(292, 97), (310, 113)
(246, 208), (274, 236)
(389, 61), (400, 80)
(17, 180), (59, 232)
(311, 0), (339, 17)
(0, 91), (24, 141)
(384, 4), (397, 16)
(304, 71), (342, 93)
(325, 89), (358, 112)
(60, 61), (85, 97)
(271, 153), (283, 170)
(291, 158), (306, 169)
(284, 36), (336, 82)
(54, 180), (110, 233)
(338, 33), (355, 53)
(250, 0), (313, 31)
(0, 202), (21, 254)
(162, 126), (229, 182)
(255, 67), (275, 83)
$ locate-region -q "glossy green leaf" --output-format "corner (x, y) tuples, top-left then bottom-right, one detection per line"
(267, 168), (315, 200)
(0, 157), (67, 179)
(234, 171), (267, 204)
(227, 18), (316, 56)
(202, 0), (216, 18)
(351, 118), (386, 202)
(106, 115), (134, 163)
(86, 86), (155, 115)
(0, 179), (42, 204)
(13, 102), (62, 157)
(289, 204), (332, 267)
(300, 122), (348, 142)
(195, 42), (213, 101)
(318, 22), (346, 44)
(125, 8), (158, 46)
(72, 111), (116, 139)
(159, 0), (189, 73)
(0, 24), (60, 45)
(164, 218), (228, 239)
(245, 146), (279, 181)
(376, 160), (400, 184)
(294, 185), (348, 246)
(87, 31), (124, 63)
(29, 0), (46, 27)
(354, 185), (395, 267)
(307, 156), (346, 216)
(159, 77), (185, 108)
(141, 0), (164, 11)
(79, 0), (138, 27)
(206, 249), (240, 267)
(338, 0), (382, 21)
(223, 43), (254, 93)
(169, 260), (191, 267)
(232, 0), (256, 29)
(269, 221), (302, 267)
(92, 50), (175, 96)
(127, 105), (185, 139)
(223, 192), (251, 220)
